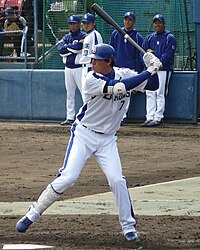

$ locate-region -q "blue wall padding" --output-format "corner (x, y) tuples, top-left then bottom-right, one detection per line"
(31, 70), (66, 119)
(0, 70), (198, 123)
(128, 71), (198, 123)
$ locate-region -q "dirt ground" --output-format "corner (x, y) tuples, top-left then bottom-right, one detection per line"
(0, 122), (200, 249)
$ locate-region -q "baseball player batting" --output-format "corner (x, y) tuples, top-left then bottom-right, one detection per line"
(16, 44), (161, 249)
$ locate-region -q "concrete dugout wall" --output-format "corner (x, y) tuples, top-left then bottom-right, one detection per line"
(0, 70), (199, 123)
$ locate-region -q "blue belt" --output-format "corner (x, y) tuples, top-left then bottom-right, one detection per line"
(82, 124), (104, 134)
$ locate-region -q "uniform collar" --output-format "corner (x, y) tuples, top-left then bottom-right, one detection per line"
(104, 68), (115, 79)
(70, 28), (81, 35)
(86, 28), (95, 34)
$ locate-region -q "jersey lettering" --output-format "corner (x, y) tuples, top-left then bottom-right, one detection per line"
(103, 91), (131, 101)
(113, 91), (131, 101)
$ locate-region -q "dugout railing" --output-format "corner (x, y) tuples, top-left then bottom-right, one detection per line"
(0, 26), (29, 68)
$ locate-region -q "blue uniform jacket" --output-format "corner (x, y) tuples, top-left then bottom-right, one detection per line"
(110, 28), (144, 73)
(60, 29), (86, 69)
(142, 30), (176, 71)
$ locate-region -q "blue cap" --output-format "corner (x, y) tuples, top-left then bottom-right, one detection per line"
(82, 13), (95, 23)
(153, 14), (165, 23)
(124, 11), (135, 21)
(68, 15), (80, 23)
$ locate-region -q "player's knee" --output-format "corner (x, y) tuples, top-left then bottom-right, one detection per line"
(109, 177), (124, 190)
(53, 172), (78, 192)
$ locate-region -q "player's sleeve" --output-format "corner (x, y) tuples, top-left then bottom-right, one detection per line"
(83, 72), (107, 96)
(135, 34), (144, 73)
(59, 36), (71, 56)
(109, 30), (117, 48)
(92, 31), (103, 46)
(108, 71), (159, 92)
(160, 34), (177, 66)
(67, 41), (84, 54)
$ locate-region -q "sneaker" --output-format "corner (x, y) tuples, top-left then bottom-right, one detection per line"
(146, 120), (161, 127)
(60, 119), (74, 126)
(141, 119), (152, 127)
(16, 216), (33, 233)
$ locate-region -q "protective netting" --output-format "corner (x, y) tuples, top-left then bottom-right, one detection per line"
(42, 0), (196, 70)
(95, 0), (197, 71)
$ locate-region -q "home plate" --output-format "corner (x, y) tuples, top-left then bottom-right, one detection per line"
(2, 244), (54, 249)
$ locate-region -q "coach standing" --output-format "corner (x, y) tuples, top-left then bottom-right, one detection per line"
(110, 11), (144, 125)
(141, 14), (176, 127)
(110, 11), (144, 73)
(110, 11), (143, 73)
(60, 15), (86, 126)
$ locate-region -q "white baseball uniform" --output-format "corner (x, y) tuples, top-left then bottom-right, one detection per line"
(46, 68), (149, 235)
(79, 29), (103, 99)
(22, 66), (158, 237)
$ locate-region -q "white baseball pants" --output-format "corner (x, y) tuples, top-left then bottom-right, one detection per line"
(64, 67), (82, 120)
(145, 71), (172, 122)
(51, 123), (136, 235)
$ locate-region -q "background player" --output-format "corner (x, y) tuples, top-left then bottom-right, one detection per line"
(79, 12), (103, 101)
(60, 15), (86, 126)
(16, 43), (161, 248)
(141, 14), (176, 127)
(110, 11), (144, 124)
(110, 11), (143, 73)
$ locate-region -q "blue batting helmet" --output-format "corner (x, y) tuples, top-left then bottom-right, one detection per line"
(88, 43), (116, 61)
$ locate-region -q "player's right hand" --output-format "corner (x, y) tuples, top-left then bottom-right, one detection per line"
(143, 52), (162, 68)
(146, 61), (161, 75)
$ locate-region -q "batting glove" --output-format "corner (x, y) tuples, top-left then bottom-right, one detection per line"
(143, 52), (163, 69)
(146, 60), (162, 75)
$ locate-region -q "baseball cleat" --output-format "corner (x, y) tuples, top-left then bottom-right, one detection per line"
(125, 232), (143, 249)
(16, 216), (33, 233)
(141, 119), (153, 127)
(125, 231), (138, 241)
(61, 119), (74, 126)
(146, 120), (161, 127)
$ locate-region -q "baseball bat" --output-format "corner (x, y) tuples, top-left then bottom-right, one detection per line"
(91, 3), (146, 54)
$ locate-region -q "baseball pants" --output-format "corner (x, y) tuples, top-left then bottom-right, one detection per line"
(51, 122), (136, 235)
(145, 71), (172, 122)
(64, 67), (82, 120)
